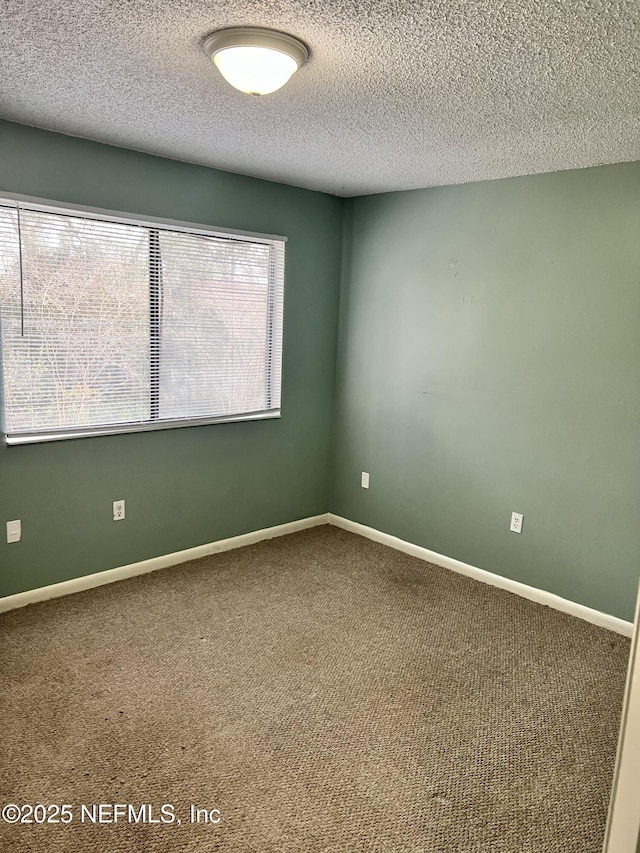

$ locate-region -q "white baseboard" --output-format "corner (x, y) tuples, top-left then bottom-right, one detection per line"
(0, 514), (329, 614)
(2, 511), (633, 638)
(328, 514), (634, 638)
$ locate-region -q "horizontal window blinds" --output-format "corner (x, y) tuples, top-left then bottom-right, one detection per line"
(0, 201), (284, 444)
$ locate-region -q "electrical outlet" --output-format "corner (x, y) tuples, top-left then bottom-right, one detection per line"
(361, 472), (370, 489)
(510, 511), (523, 534)
(6, 520), (21, 543)
(113, 500), (125, 522)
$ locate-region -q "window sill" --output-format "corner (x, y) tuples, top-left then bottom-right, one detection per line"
(4, 409), (281, 445)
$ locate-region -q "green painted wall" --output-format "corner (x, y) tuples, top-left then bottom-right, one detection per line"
(0, 121), (343, 596)
(332, 164), (640, 621)
(2, 120), (639, 622)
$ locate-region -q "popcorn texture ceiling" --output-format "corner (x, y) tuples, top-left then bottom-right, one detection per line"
(1, 0), (639, 196)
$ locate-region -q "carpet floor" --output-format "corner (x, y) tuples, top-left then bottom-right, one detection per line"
(0, 525), (630, 852)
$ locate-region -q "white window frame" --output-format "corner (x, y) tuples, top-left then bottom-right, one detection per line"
(0, 194), (286, 445)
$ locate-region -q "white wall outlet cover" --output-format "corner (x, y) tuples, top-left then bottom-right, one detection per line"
(113, 500), (126, 521)
(510, 511), (524, 534)
(361, 472), (370, 489)
(6, 519), (21, 543)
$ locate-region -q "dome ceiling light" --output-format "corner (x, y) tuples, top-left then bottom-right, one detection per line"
(203, 27), (309, 96)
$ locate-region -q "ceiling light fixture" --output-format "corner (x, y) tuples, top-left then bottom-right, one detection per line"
(203, 27), (309, 96)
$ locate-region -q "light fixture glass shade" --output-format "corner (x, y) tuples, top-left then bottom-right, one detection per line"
(214, 46), (298, 95)
(203, 28), (309, 95)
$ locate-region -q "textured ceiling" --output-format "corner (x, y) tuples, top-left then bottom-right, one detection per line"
(1, 0), (639, 196)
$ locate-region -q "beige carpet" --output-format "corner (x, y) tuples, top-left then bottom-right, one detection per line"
(0, 525), (629, 852)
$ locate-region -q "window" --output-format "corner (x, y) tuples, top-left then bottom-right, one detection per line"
(0, 199), (285, 445)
